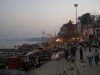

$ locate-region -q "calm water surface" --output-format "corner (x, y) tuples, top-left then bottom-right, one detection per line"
(0, 40), (41, 49)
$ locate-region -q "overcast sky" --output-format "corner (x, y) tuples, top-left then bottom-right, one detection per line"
(0, 0), (100, 39)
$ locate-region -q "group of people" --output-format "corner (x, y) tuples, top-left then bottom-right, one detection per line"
(21, 55), (41, 71)
(87, 48), (99, 67)
(63, 42), (99, 67)
(78, 43), (99, 67)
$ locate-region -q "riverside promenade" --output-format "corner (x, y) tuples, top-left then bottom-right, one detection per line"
(75, 47), (100, 75)
(28, 47), (100, 75)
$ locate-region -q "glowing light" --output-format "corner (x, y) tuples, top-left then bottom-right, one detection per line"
(56, 38), (61, 42)
(83, 32), (85, 35)
(56, 39), (58, 41)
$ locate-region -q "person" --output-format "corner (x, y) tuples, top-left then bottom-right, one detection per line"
(65, 50), (69, 59)
(94, 49), (99, 66)
(87, 49), (93, 67)
(22, 57), (29, 71)
(80, 47), (83, 60)
(83, 42), (87, 51)
(67, 55), (71, 61)
(30, 58), (35, 68)
(35, 56), (40, 68)
(73, 46), (76, 56)
(71, 55), (76, 62)
(77, 44), (81, 53)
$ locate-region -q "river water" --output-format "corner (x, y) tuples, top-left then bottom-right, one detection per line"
(0, 40), (41, 49)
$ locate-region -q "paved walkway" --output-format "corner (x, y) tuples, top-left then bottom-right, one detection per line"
(75, 47), (100, 75)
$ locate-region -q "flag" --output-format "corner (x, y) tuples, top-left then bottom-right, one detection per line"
(42, 31), (44, 34)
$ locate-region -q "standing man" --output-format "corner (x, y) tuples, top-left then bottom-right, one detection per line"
(94, 49), (99, 66)
(80, 47), (83, 60)
(87, 49), (93, 67)
(77, 44), (81, 53)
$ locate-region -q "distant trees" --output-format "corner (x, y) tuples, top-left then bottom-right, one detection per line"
(78, 13), (94, 26)
(78, 13), (95, 32)
(78, 13), (100, 30)
(96, 15), (100, 23)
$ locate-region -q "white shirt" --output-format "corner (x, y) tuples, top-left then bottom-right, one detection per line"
(87, 52), (93, 57)
(77, 45), (81, 52)
(94, 51), (99, 56)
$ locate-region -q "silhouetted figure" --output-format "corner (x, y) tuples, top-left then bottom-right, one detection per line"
(65, 50), (69, 59)
(73, 46), (76, 56)
(94, 49), (99, 66)
(80, 47), (83, 60)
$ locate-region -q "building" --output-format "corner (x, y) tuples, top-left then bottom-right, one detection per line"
(58, 20), (76, 44)
(82, 23), (100, 42)
(67, 20), (76, 43)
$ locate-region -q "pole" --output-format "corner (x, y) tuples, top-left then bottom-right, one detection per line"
(76, 6), (78, 42)
(74, 4), (78, 43)
(42, 33), (43, 42)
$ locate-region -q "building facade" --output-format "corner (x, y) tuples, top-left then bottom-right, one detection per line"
(82, 23), (100, 42)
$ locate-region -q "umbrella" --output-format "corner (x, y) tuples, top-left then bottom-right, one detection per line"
(26, 51), (33, 56)
(32, 49), (42, 53)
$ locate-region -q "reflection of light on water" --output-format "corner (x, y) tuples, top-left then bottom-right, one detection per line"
(56, 53), (58, 58)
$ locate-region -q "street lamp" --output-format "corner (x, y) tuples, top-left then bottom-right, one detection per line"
(74, 4), (78, 43)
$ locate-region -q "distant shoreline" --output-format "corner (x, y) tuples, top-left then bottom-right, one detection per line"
(0, 40), (42, 49)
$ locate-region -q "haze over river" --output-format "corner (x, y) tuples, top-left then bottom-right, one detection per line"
(0, 40), (41, 49)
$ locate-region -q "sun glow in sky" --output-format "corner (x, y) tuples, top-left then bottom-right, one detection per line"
(0, 0), (100, 39)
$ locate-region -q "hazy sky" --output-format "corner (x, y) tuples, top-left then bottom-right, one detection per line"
(0, 0), (100, 39)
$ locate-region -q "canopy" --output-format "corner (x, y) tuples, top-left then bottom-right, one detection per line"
(32, 49), (42, 53)
(26, 51), (33, 56)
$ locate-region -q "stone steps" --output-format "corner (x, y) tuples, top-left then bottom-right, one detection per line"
(67, 61), (72, 70)
(63, 58), (68, 75)
(57, 58), (69, 75)
(57, 58), (62, 75)
(70, 62), (79, 75)
(57, 57), (80, 75)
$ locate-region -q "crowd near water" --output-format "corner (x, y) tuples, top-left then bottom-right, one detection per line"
(0, 41), (100, 75)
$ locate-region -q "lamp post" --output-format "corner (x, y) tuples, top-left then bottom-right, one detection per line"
(74, 4), (78, 43)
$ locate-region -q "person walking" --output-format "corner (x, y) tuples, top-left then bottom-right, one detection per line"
(65, 50), (69, 59)
(73, 45), (76, 56)
(87, 49), (93, 67)
(80, 47), (83, 60)
(94, 49), (99, 66)
(77, 44), (81, 53)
